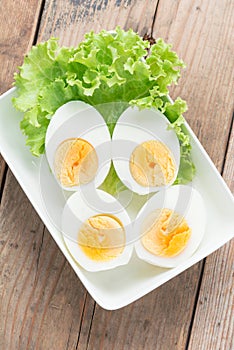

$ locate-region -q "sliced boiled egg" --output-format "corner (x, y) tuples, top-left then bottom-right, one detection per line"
(134, 185), (206, 267)
(112, 107), (180, 195)
(45, 101), (111, 191)
(62, 188), (133, 271)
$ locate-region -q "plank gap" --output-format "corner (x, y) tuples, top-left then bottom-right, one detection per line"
(185, 109), (233, 350)
(185, 258), (206, 350)
(34, 226), (46, 284)
(220, 111), (234, 176)
(150, 0), (160, 36)
(0, 165), (8, 205)
(32, 0), (47, 45)
(75, 292), (88, 350)
(85, 302), (96, 350)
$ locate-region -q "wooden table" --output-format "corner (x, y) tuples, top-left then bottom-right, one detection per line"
(0, 1), (233, 349)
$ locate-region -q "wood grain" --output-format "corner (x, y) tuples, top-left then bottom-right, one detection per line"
(152, 1), (234, 349)
(188, 241), (234, 350)
(0, 171), (87, 349)
(0, 0), (44, 198)
(79, 264), (203, 350)
(0, 171), (44, 349)
(0, 0), (44, 94)
(188, 121), (234, 350)
(38, 0), (157, 46)
(153, 0), (234, 169)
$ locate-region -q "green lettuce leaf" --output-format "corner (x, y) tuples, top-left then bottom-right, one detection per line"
(99, 163), (127, 196)
(13, 27), (195, 188)
(165, 102), (196, 184)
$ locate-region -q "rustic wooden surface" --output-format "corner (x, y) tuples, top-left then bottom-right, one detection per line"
(0, 0), (233, 349)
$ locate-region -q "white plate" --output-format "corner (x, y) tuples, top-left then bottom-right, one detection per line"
(0, 88), (233, 310)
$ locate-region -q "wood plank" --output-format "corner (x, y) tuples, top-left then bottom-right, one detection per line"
(188, 122), (234, 350)
(152, 1), (234, 349)
(38, 0), (157, 45)
(83, 0), (234, 349)
(0, 0), (44, 195)
(188, 241), (234, 350)
(153, 0), (234, 169)
(0, 171), (87, 349)
(16, 230), (87, 350)
(0, 0), (44, 94)
(0, 171), (44, 349)
(80, 264), (203, 350)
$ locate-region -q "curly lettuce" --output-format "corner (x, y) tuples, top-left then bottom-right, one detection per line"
(13, 27), (195, 187)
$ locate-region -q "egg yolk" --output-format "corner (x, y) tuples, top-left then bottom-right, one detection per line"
(141, 208), (191, 257)
(130, 140), (176, 187)
(78, 214), (125, 261)
(54, 138), (98, 187)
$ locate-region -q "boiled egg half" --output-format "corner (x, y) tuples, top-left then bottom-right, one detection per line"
(62, 188), (133, 271)
(45, 101), (111, 191)
(112, 107), (180, 195)
(134, 185), (206, 267)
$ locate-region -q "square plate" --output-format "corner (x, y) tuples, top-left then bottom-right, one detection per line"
(0, 88), (233, 310)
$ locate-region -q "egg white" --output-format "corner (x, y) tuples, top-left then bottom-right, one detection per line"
(112, 106), (180, 195)
(134, 185), (206, 267)
(62, 189), (133, 272)
(45, 101), (111, 191)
